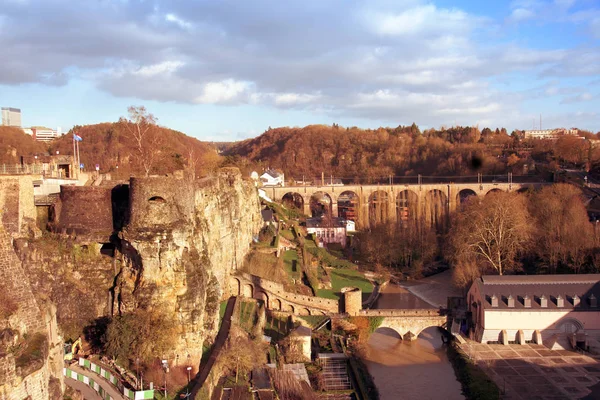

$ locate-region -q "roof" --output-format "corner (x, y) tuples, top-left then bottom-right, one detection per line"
(262, 169), (283, 178)
(261, 209), (274, 222)
(474, 274), (600, 311)
(306, 217), (346, 228)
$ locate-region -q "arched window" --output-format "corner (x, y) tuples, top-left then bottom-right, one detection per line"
(148, 196), (166, 203)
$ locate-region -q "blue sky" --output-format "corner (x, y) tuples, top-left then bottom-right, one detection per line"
(0, 0), (598, 141)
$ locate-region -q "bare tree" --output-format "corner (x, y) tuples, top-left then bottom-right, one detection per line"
(119, 106), (162, 177)
(530, 184), (594, 273)
(448, 192), (532, 276)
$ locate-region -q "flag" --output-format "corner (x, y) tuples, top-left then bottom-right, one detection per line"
(73, 133), (83, 142)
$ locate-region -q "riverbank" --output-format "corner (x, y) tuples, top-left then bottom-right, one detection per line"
(399, 269), (462, 308)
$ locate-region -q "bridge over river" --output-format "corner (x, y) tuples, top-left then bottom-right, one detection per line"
(265, 174), (545, 229)
(230, 272), (449, 340)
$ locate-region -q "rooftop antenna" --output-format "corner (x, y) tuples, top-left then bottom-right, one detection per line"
(540, 114), (542, 130)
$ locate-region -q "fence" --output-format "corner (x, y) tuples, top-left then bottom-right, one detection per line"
(0, 163), (70, 178)
(76, 358), (154, 400)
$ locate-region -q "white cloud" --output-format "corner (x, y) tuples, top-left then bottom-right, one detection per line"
(165, 13), (192, 30)
(367, 4), (471, 36)
(134, 61), (184, 77)
(509, 7), (535, 22)
(194, 79), (251, 104)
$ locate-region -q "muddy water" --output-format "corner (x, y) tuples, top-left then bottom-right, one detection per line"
(373, 284), (435, 310)
(363, 284), (464, 400)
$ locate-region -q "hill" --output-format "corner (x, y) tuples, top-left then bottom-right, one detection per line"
(48, 122), (221, 178)
(225, 124), (515, 181)
(0, 126), (48, 164)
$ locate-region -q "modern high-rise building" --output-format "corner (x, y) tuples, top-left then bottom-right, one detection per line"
(1, 107), (22, 127)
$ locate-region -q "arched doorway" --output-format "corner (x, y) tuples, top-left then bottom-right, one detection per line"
(257, 291), (269, 308)
(282, 192), (304, 211)
(232, 277), (241, 296)
(457, 189), (477, 205)
(286, 304), (295, 314)
(557, 318), (583, 334)
(272, 298), (282, 311)
(424, 189), (448, 231)
(310, 192), (333, 218)
(396, 190), (418, 223)
(338, 191), (359, 222)
(242, 283), (253, 298)
(369, 190), (390, 226)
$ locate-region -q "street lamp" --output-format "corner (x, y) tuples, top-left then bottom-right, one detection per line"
(161, 359), (169, 399)
(185, 366), (192, 399)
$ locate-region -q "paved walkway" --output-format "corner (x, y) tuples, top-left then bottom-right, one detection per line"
(65, 377), (102, 400)
(190, 296), (237, 397)
(66, 363), (127, 400)
(462, 341), (600, 400)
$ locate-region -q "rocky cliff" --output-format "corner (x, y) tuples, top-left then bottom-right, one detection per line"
(0, 225), (63, 400)
(117, 168), (261, 362)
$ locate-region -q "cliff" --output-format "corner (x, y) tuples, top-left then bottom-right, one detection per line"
(0, 226), (63, 400)
(118, 168), (261, 362)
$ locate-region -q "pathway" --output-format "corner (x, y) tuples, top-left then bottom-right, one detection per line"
(65, 363), (127, 400)
(190, 296), (237, 397)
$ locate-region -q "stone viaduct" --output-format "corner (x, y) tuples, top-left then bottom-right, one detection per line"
(266, 181), (541, 229)
(230, 273), (449, 340)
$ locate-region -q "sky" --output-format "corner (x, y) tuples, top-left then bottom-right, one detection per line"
(0, 0), (599, 141)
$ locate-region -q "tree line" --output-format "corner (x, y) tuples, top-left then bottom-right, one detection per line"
(225, 124), (600, 181)
(356, 184), (599, 288)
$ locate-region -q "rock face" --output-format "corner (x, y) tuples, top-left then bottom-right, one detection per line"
(0, 226), (63, 400)
(119, 168), (261, 362)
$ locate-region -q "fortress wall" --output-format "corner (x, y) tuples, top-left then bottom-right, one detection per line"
(54, 185), (114, 240)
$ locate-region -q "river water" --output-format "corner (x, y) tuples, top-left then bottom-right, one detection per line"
(362, 284), (464, 400)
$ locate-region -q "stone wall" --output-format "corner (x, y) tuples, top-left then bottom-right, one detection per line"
(53, 185), (114, 241)
(0, 226), (63, 399)
(0, 175), (36, 236)
(121, 168), (262, 363)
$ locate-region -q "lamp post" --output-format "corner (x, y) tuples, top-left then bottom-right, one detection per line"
(185, 366), (192, 399)
(161, 359), (168, 399)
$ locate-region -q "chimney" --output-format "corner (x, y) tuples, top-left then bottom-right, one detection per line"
(491, 294), (498, 308)
(524, 295), (532, 308)
(507, 295), (515, 308)
(540, 295), (548, 308)
(556, 295), (564, 307)
(573, 295), (580, 307)
(590, 294), (598, 308)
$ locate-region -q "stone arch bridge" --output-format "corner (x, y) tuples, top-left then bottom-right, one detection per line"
(266, 181), (542, 229)
(360, 309), (449, 341)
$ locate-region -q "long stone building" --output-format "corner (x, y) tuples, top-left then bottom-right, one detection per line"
(467, 274), (600, 351)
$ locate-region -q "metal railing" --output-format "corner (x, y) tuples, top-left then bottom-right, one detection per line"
(0, 164), (72, 178)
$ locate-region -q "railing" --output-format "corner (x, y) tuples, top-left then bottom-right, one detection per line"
(285, 173), (547, 187)
(77, 358), (154, 399)
(0, 163), (71, 178)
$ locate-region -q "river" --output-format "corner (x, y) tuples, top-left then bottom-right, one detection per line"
(362, 283), (464, 400)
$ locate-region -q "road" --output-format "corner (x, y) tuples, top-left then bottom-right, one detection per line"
(64, 363), (127, 400)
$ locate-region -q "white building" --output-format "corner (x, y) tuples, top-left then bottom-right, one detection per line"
(260, 169), (285, 187)
(467, 274), (600, 351)
(23, 126), (62, 142)
(523, 128), (580, 140)
(1, 107), (22, 127)
(306, 217), (347, 248)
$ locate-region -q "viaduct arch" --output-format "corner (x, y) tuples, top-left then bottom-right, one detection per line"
(269, 182), (541, 229)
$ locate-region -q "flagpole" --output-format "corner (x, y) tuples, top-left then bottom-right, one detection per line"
(73, 133), (78, 179)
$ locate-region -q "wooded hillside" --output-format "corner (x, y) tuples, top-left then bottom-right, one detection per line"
(0, 126), (47, 164)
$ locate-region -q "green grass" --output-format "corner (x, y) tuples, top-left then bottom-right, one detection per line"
(317, 268), (373, 300)
(264, 314), (290, 342)
(282, 250), (301, 281)
(239, 301), (257, 332)
(280, 229), (295, 241)
(446, 340), (500, 400)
